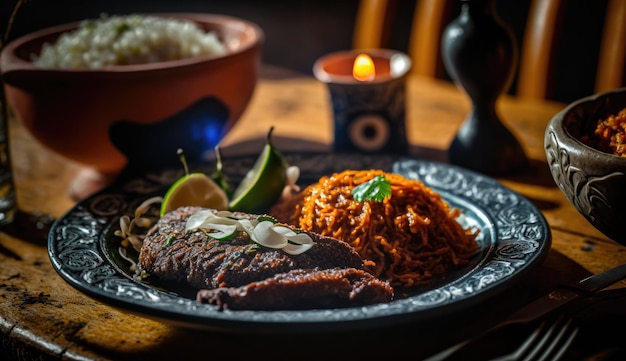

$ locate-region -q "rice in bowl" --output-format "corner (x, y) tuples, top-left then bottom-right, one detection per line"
(32, 14), (227, 69)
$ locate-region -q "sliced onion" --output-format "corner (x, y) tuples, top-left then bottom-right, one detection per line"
(133, 217), (154, 228)
(237, 218), (257, 235)
(283, 242), (313, 255)
(118, 215), (131, 235)
(287, 233), (314, 245)
(184, 210), (315, 254)
(216, 210), (238, 218)
(283, 232), (314, 255)
(134, 196), (163, 218)
(251, 221), (288, 249)
(272, 225), (297, 236)
(286, 166), (300, 185)
(206, 223), (238, 240)
(185, 209), (216, 232)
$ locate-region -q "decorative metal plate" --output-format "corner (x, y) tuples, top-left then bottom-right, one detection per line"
(48, 153), (550, 332)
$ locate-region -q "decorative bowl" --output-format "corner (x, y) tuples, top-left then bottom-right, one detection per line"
(544, 87), (626, 245)
(1, 13), (263, 197)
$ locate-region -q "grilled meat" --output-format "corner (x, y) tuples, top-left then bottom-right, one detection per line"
(197, 268), (393, 310)
(139, 206), (393, 310)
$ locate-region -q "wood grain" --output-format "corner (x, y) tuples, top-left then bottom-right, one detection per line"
(1, 74), (624, 361)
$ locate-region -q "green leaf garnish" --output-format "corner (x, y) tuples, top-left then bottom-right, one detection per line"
(352, 175), (391, 202)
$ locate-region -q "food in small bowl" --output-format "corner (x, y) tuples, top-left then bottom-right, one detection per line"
(544, 87), (626, 245)
(1, 13), (264, 198)
(31, 14), (228, 69)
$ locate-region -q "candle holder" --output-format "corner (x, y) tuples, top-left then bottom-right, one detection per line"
(313, 49), (411, 154)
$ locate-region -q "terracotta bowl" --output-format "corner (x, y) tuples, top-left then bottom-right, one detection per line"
(1, 13), (263, 197)
(544, 88), (626, 245)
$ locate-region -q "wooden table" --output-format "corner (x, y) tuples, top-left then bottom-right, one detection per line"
(1, 73), (625, 360)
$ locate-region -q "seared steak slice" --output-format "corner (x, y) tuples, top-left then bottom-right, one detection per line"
(197, 267), (393, 310)
(139, 207), (389, 303)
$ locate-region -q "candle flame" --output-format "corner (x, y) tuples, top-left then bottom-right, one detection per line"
(353, 54), (375, 81)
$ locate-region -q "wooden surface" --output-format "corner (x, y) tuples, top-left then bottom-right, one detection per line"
(1, 73), (626, 360)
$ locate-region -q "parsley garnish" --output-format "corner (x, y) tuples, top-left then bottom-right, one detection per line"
(352, 175), (391, 202)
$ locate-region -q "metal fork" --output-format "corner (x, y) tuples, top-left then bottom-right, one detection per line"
(492, 315), (579, 361)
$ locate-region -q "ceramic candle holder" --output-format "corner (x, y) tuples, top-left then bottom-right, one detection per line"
(313, 49), (411, 153)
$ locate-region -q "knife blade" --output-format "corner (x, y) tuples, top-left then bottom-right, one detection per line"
(423, 263), (626, 361)
(567, 263), (626, 293)
(501, 262), (626, 326)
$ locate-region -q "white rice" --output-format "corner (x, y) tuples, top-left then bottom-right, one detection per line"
(32, 14), (227, 69)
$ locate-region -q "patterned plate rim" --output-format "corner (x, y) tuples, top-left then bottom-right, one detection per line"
(48, 153), (551, 332)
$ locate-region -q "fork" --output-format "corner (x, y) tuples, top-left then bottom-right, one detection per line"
(423, 267), (626, 361)
(492, 315), (579, 361)
(423, 316), (579, 361)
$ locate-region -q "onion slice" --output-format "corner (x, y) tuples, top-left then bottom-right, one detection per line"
(184, 210), (314, 254)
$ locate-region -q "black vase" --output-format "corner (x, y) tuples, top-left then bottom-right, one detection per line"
(442, 0), (527, 174)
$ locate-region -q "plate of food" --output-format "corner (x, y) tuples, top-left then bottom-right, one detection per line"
(48, 146), (551, 333)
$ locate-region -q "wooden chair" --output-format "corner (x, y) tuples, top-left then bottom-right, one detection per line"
(352, 0), (626, 102)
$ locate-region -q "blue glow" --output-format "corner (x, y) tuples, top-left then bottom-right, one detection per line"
(190, 116), (225, 150)
(109, 97), (230, 170)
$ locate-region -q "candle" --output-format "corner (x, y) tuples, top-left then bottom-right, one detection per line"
(353, 54), (375, 81)
(313, 49), (412, 153)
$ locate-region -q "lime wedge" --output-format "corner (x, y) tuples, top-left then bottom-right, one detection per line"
(229, 127), (288, 213)
(160, 173), (229, 216)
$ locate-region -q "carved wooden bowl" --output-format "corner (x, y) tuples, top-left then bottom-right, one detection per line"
(545, 88), (626, 245)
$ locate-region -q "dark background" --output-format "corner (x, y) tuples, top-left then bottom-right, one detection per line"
(1, 0), (612, 103)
